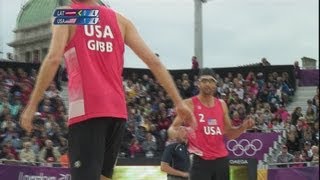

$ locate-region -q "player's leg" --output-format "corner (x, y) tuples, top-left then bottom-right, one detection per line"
(212, 157), (229, 180)
(189, 155), (211, 180)
(101, 117), (126, 179)
(68, 118), (107, 180)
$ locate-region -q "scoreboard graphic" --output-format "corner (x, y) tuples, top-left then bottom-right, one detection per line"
(53, 9), (99, 25)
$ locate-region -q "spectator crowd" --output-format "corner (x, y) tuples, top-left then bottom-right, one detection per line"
(277, 86), (319, 167)
(0, 67), (68, 166)
(0, 64), (318, 168)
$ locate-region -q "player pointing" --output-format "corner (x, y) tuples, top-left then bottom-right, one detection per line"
(169, 68), (255, 180)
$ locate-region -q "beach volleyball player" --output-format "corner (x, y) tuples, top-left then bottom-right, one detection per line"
(20, 0), (195, 179)
(170, 68), (255, 180)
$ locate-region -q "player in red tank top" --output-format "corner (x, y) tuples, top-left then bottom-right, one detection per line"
(170, 68), (255, 180)
(20, 0), (196, 179)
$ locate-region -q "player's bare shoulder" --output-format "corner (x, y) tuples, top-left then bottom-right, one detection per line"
(52, 6), (74, 38)
(218, 98), (228, 114)
(183, 98), (194, 110)
(114, 11), (128, 39)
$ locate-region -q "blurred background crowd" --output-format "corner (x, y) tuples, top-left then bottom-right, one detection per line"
(0, 62), (318, 167)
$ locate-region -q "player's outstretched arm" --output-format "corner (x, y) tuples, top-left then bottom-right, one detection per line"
(20, 22), (69, 133)
(221, 100), (254, 139)
(123, 18), (181, 104)
(122, 16), (195, 125)
(170, 98), (195, 129)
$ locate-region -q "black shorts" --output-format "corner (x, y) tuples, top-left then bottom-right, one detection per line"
(68, 117), (126, 180)
(190, 155), (229, 180)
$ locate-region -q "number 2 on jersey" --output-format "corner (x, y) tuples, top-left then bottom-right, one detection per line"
(199, 113), (205, 122)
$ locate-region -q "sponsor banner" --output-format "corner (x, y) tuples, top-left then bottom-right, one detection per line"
(1, 163), (318, 180)
(268, 167), (319, 180)
(225, 132), (280, 160)
(0, 164), (71, 180)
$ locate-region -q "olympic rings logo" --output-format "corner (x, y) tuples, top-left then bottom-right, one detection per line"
(226, 139), (263, 156)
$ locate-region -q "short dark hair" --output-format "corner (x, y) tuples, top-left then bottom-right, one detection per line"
(199, 68), (214, 77)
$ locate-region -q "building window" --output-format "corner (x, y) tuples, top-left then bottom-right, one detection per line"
(33, 50), (40, 63)
(25, 52), (31, 62)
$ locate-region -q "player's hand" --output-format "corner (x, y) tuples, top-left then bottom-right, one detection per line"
(20, 105), (37, 133)
(242, 116), (255, 130)
(180, 126), (196, 139)
(181, 172), (189, 178)
(175, 102), (196, 128)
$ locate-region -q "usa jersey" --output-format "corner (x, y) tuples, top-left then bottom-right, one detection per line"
(188, 96), (229, 160)
(63, 2), (127, 125)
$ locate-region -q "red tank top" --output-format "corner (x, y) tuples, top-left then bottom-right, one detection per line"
(187, 96), (229, 160)
(63, 3), (127, 125)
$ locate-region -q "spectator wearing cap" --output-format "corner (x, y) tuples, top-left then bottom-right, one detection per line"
(19, 141), (36, 162)
(220, 93), (228, 104)
(256, 72), (264, 88)
(276, 145), (294, 167)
